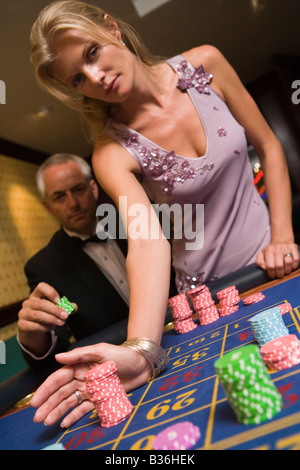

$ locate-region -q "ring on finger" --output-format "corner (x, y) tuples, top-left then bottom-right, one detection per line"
(74, 390), (82, 404)
(284, 253), (293, 259)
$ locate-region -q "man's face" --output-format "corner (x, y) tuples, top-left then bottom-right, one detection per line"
(42, 161), (99, 235)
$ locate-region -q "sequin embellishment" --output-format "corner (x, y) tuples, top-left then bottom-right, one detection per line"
(176, 271), (206, 293)
(108, 123), (214, 195)
(176, 60), (213, 94)
(217, 127), (227, 137)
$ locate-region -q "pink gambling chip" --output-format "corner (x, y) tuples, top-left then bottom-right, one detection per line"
(243, 293), (265, 305)
(216, 286), (237, 300)
(187, 285), (209, 298)
(277, 303), (292, 315)
(152, 421), (201, 450)
(84, 361), (117, 382)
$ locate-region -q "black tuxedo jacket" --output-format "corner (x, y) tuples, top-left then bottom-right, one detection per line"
(24, 228), (129, 361)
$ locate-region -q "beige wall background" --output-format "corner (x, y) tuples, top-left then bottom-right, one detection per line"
(0, 154), (59, 308)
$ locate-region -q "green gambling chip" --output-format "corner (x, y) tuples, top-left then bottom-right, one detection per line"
(214, 345), (282, 425)
(57, 296), (75, 315)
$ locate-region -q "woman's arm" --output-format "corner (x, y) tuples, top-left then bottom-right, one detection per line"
(92, 140), (171, 343)
(185, 45), (299, 278)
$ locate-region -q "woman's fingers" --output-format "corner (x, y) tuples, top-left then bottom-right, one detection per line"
(60, 400), (95, 429)
(31, 342), (152, 428)
(256, 242), (299, 279)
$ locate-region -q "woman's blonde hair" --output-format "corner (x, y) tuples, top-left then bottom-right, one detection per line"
(30, 1), (161, 142)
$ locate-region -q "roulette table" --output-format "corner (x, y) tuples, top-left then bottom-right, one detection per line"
(1, 267), (300, 452)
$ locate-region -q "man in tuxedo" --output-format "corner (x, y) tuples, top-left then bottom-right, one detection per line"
(17, 153), (130, 364)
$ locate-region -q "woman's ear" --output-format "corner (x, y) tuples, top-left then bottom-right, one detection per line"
(103, 13), (122, 41)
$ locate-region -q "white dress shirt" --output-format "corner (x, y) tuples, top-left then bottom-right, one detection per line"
(64, 227), (130, 306)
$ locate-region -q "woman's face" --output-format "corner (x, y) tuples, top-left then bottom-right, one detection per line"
(50, 28), (134, 103)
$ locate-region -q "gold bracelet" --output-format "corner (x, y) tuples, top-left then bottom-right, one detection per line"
(121, 337), (169, 381)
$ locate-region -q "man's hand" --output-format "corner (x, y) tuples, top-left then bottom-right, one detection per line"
(18, 282), (76, 357)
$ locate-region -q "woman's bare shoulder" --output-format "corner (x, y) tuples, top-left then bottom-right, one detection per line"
(182, 45), (224, 70)
(92, 136), (140, 172)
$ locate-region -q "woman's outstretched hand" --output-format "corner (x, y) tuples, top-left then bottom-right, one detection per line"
(31, 342), (152, 428)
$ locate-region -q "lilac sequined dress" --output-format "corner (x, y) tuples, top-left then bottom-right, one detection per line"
(103, 55), (271, 292)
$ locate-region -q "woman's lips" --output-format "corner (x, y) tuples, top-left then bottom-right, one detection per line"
(105, 76), (118, 96)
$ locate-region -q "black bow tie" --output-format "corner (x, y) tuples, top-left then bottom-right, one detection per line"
(70, 233), (107, 247)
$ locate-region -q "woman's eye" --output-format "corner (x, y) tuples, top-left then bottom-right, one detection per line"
(89, 45), (99, 60)
(72, 74), (83, 88)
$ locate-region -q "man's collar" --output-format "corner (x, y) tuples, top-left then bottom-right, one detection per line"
(62, 218), (99, 241)
(63, 227), (92, 241)
(62, 220), (108, 243)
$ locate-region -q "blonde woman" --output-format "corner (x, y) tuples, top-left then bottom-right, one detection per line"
(30, 1), (298, 428)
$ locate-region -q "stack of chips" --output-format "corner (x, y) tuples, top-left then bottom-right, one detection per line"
(277, 303), (292, 315)
(187, 285), (219, 325)
(243, 292), (265, 305)
(250, 307), (289, 347)
(260, 334), (300, 370)
(84, 361), (133, 428)
(214, 345), (283, 425)
(152, 421), (201, 450)
(168, 293), (197, 334)
(217, 286), (240, 316)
